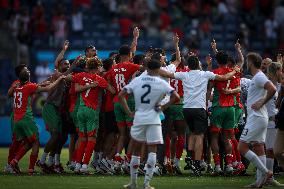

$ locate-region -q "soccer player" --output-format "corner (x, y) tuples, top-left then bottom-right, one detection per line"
(70, 57), (115, 173)
(238, 52), (275, 187)
(167, 55), (188, 174)
(107, 27), (141, 167)
(38, 41), (77, 173)
(209, 40), (237, 174)
(8, 65), (65, 174)
(264, 62), (283, 186)
(160, 54), (239, 176)
(119, 59), (180, 189)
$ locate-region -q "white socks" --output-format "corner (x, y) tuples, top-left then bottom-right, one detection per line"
(40, 152), (48, 164)
(144, 152), (157, 187)
(244, 150), (268, 173)
(266, 158), (274, 172)
(55, 154), (60, 166)
(47, 155), (54, 166)
(130, 155), (140, 185)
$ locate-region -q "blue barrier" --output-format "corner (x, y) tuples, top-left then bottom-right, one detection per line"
(0, 116), (69, 146)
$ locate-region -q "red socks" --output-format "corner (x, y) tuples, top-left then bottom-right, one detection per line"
(231, 139), (241, 162)
(83, 140), (96, 165)
(175, 135), (185, 159)
(8, 138), (21, 163)
(29, 154), (38, 170)
(165, 135), (171, 159)
(76, 140), (87, 163)
(213, 154), (220, 165)
(14, 145), (29, 162)
(225, 154), (233, 166)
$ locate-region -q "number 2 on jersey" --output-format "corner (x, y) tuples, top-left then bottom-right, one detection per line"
(141, 84), (151, 104)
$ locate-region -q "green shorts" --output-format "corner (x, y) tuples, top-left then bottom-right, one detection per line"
(234, 106), (243, 128)
(167, 104), (184, 121)
(210, 106), (235, 130)
(114, 97), (135, 126)
(13, 115), (39, 142)
(42, 103), (62, 133)
(77, 106), (99, 136)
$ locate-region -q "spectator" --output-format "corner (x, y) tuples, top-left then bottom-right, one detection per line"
(264, 15), (278, 41)
(118, 13), (133, 44)
(52, 12), (68, 47)
(71, 8), (83, 35)
(35, 61), (52, 83)
(274, 1), (284, 26)
(8, 12), (19, 38)
(218, 1), (229, 17)
(159, 11), (171, 30)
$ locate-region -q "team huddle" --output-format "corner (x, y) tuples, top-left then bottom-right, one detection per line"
(4, 27), (284, 189)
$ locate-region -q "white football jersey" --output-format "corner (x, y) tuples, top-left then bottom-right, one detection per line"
(124, 74), (174, 126)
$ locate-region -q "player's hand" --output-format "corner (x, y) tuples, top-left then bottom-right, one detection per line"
(59, 75), (67, 80)
(127, 111), (135, 118)
(173, 33), (179, 44)
(133, 27), (139, 38)
(206, 54), (212, 66)
(251, 99), (265, 110)
(63, 40), (69, 51)
(277, 53), (283, 64)
(233, 66), (241, 73)
(90, 81), (99, 88)
(222, 88), (232, 95)
(155, 104), (162, 112)
(235, 39), (241, 51)
(211, 39), (217, 51)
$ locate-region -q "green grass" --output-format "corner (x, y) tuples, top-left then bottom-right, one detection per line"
(0, 148), (283, 189)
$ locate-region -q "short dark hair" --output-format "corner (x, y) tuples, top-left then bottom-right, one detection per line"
(85, 45), (95, 55)
(19, 69), (29, 83)
(86, 57), (102, 70)
(151, 52), (162, 62)
(227, 56), (236, 66)
(115, 54), (120, 63)
(187, 56), (200, 70)
(109, 51), (118, 58)
(119, 45), (131, 56)
(247, 52), (262, 69)
(133, 54), (145, 65)
(216, 51), (228, 65)
(102, 58), (114, 71)
(15, 64), (27, 78)
(147, 59), (161, 70)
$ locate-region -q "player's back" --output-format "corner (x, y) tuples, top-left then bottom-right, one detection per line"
(126, 74), (174, 126)
(13, 82), (37, 121)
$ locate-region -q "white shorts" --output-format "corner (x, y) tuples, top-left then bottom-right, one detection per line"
(240, 115), (268, 143)
(130, 124), (164, 145)
(265, 127), (277, 150)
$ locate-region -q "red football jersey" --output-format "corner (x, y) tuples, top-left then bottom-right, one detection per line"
(229, 66), (243, 109)
(68, 76), (77, 112)
(212, 67), (235, 107)
(108, 62), (140, 102)
(170, 66), (189, 98)
(13, 82), (38, 121)
(102, 70), (114, 112)
(72, 72), (108, 110)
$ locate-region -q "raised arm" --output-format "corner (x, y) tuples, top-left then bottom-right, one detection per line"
(235, 39), (244, 67)
(211, 39), (218, 55)
(130, 27), (139, 59)
(206, 54), (212, 71)
(214, 68), (239, 81)
(36, 75), (66, 92)
(55, 40), (69, 69)
(7, 82), (19, 97)
(171, 33), (181, 67)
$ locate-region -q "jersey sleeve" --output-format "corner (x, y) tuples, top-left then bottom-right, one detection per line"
(255, 73), (269, 88)
(27, 83), (38, 94)
(97, 76), (108, 89)
(174, 72), (186, 80)
(123, 77), (138, 94)
(205, 71), (216, 80)
(72, 73), (82, 83)
(161, 80), (175, 95)
(129, 63), (140, 73)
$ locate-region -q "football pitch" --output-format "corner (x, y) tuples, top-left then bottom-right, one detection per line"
(0, 148), (283, 189)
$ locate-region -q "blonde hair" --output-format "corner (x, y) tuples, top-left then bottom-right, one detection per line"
(267, 62), (282, 79)
(86, 57), (102, 70)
